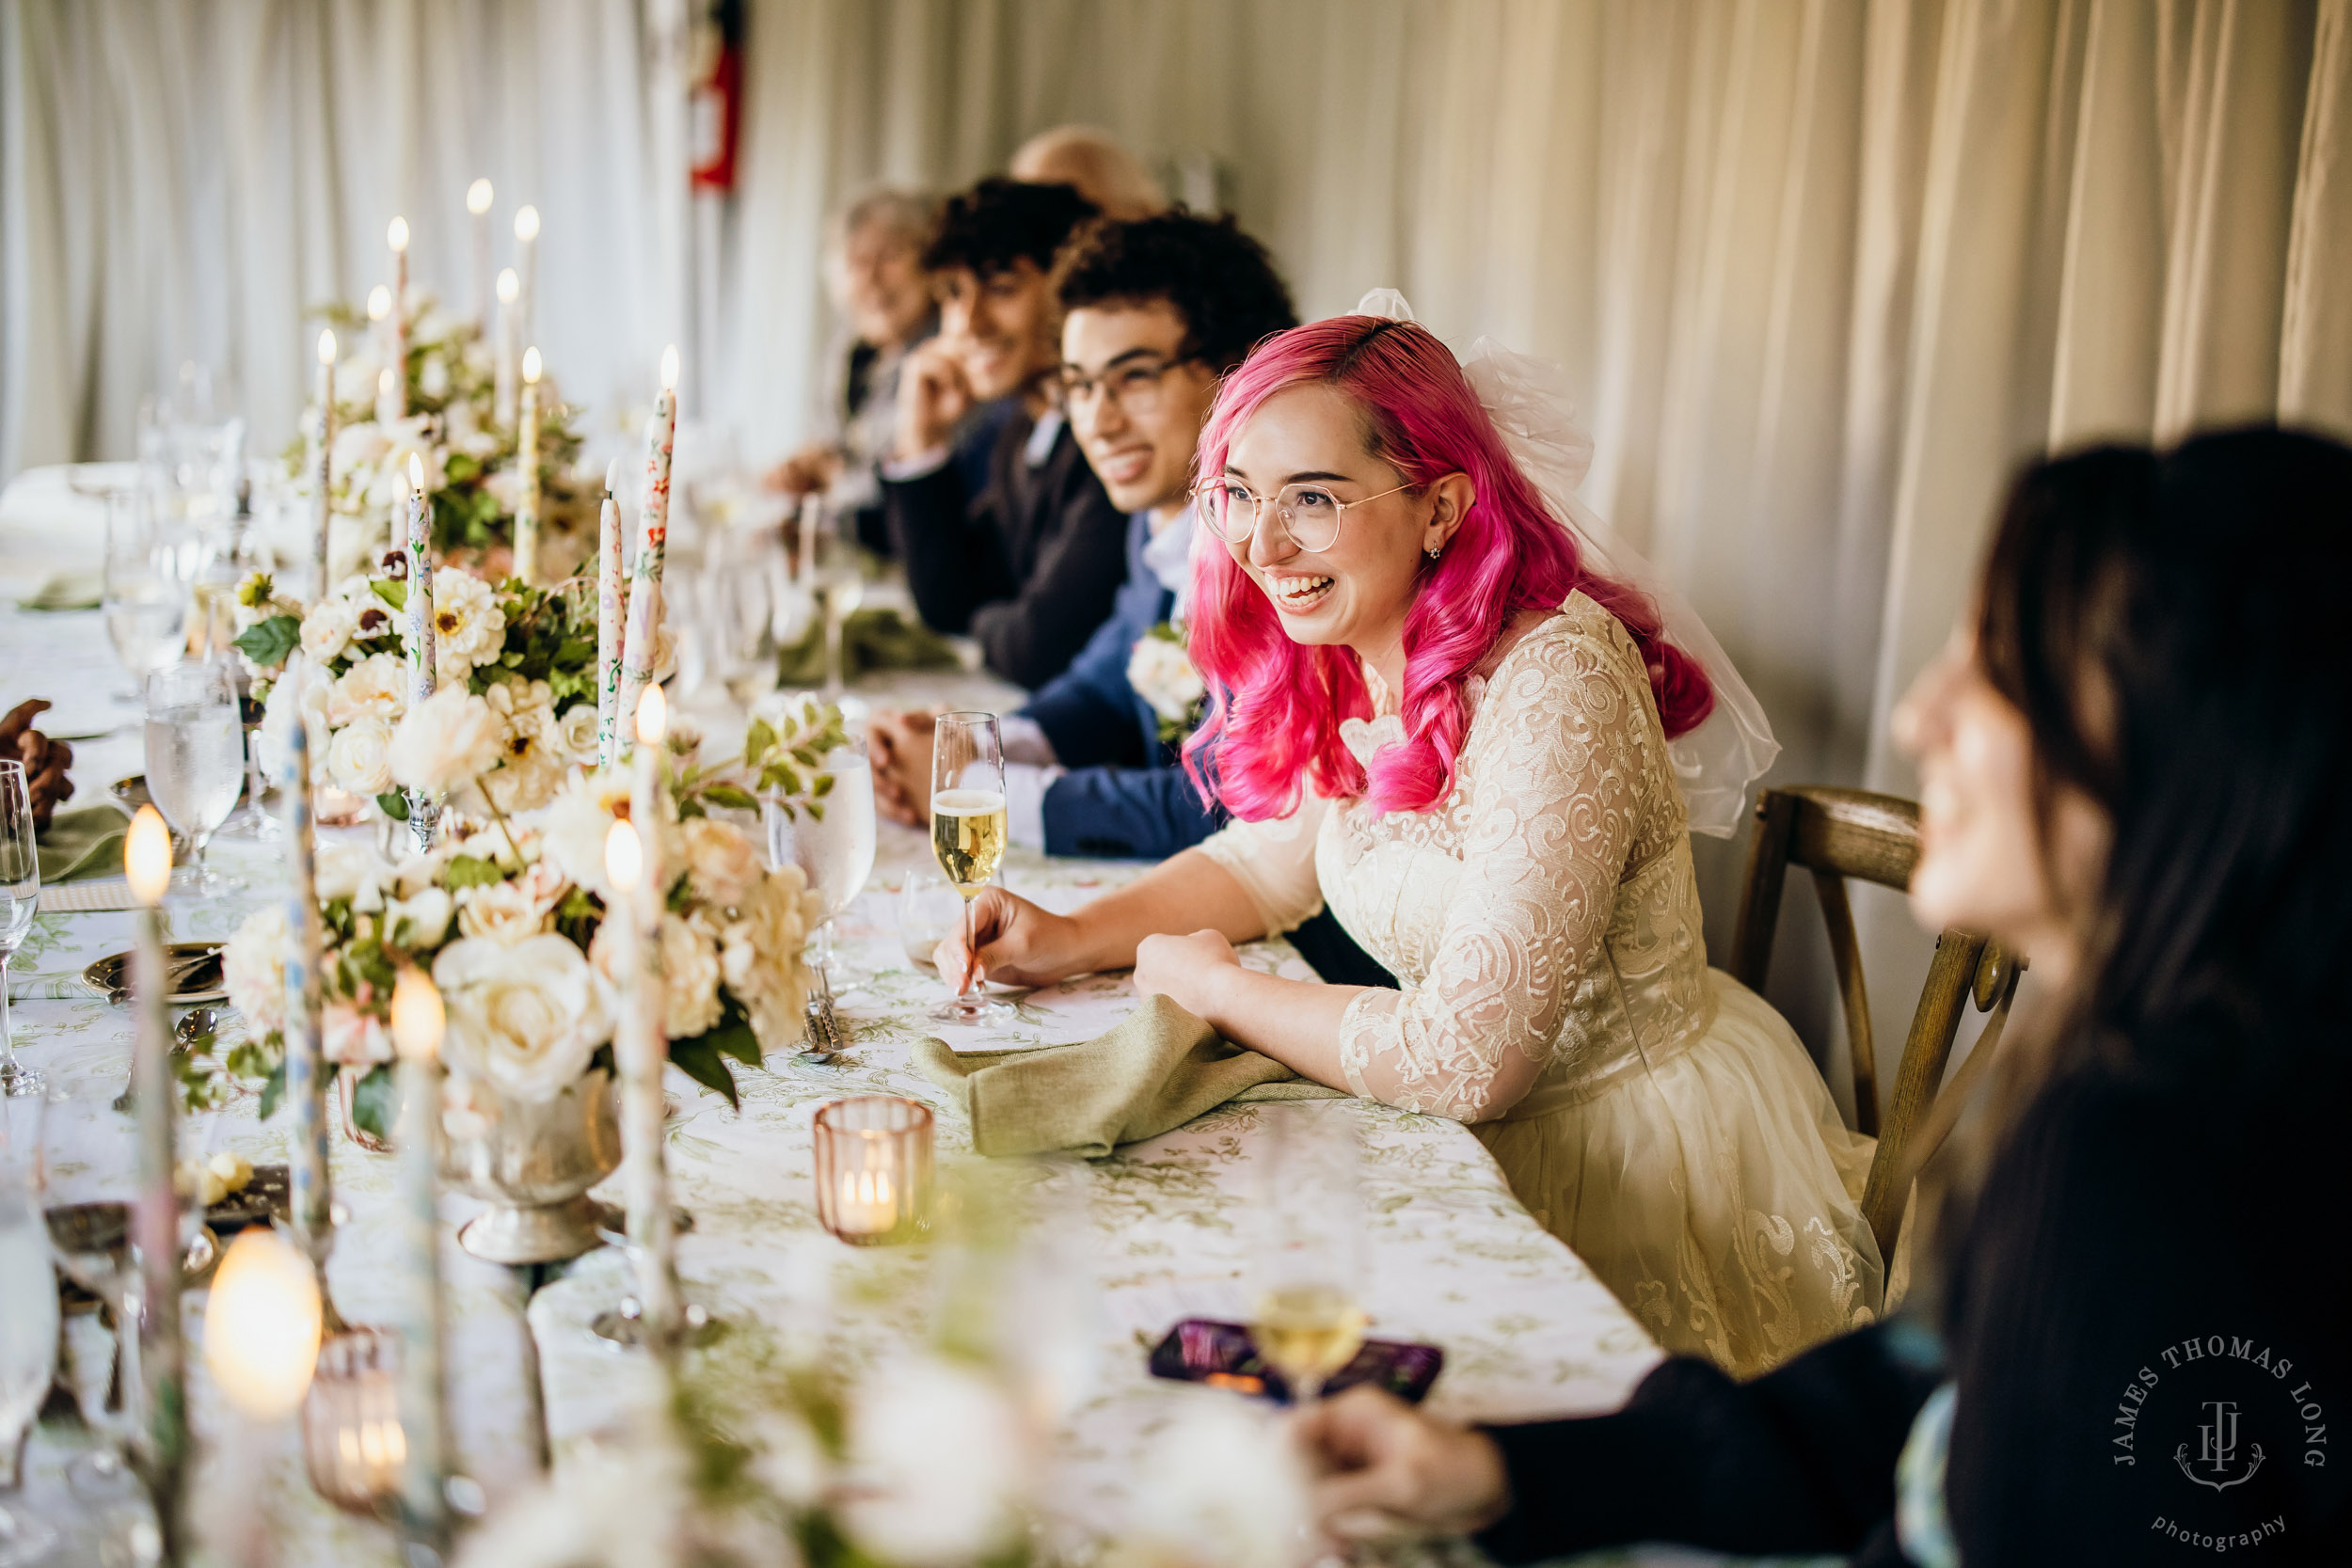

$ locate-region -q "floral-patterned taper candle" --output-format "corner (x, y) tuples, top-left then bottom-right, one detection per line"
(386, 970), (452, 1557)
(614, 345), (678, 750)
(125, 807), (187, 1563)
(515, 346), (542, 584)
(404, 453), (437, 848)
(596, 458), (624, 768)
(608, 702), (683, 1354)
(278, 657), (333, 1291)
(311, 331), (336, 590)
(386, 218), (409, 421)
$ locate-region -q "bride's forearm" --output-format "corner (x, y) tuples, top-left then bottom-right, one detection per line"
(1065, 849), (1269, 973)
(1189, 964), (1365, 1087)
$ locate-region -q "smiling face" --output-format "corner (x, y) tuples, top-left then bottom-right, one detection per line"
(1216, 385), (1466, 672)
(936, 260), (1061, 401)
(836, 219), (932, 350)
(1893, 624), (2111, 978)
(1061, 301), (1220, 518)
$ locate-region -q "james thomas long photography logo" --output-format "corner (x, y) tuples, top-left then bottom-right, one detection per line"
(2111, 1333), (2328, 1553)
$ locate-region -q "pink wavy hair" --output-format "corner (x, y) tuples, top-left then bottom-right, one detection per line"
(1183, 315), (1714, 820)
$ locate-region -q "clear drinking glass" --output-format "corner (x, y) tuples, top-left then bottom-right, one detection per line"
(143, 661), (246, 895)
(928, 714), (1012, 1024)
(0, 1159), (59, 1565)
(102, 490), (191, 703)
(1248, 1105), (1368, 1405)
(805, 501), (866, 703)
(765, 736), (877, 992)
(0, 764), (40, 1099)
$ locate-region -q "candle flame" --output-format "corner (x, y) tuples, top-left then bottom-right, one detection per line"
(522, 346), (542, 384)
(467, 177), (494, 215)
(318, 328), (337, 365)
(514, 204), (540, 242)
(660, 343), (680, 391)
(604, 819), (643, 894)
(636, 684), (667, 747)
(204, 1228), (323, 1420)
(387, 216), (409, 252)
(124, 806), (171, 905)
(497, 268), (519, 305)
(367, 285), (390, 321)
(389, 968), (444, 1064)
(407, 452), (425, 491)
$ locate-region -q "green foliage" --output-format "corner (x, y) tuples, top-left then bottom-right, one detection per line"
(257, 1056), (289, 1119)
(376, 791), (409, 821)
(231, 614), (301, 670)
(348, 1063), (401, 1141)
(442, 854), (506, 890)
(666, 1034), (741, 1111)
(740, 699), (849, 822)
(371, 578), (407, 614)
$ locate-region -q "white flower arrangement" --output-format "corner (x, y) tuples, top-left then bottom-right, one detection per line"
(1126, 621), (1207, 744)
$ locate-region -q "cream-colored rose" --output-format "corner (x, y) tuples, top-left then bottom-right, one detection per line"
(387, 886), (453, 947)
(717, 865), (819, 1052)
(590, 911), (723, 1040)
(432, 934), (610, 1101)
(223, 905), (291, 1036)
(389, 687), (504, 794)
(555, 704), (600, 764)
(322, 1002), (394, 1068)
(680, 816), (761, 911)
(843, 1358), (1029, 1567)
(329, 651), (406, 727)
(326, 714), (396, 795)
(456, 878), (550, 945)
(1126, 635), (1205, 724)
(298, 596), (358, 664)
(315, 842), (397, 910)
(479, 679), (565, 814)
(330, 418), (392, 479)
(429, 569), (507, 684)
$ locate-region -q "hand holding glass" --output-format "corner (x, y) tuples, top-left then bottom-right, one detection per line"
(929, 714), (1012, 1023)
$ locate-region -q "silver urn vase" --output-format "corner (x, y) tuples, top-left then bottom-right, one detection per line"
(439, 1069), (621, 1264)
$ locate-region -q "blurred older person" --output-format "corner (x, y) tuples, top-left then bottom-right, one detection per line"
(767, 188), (939, 551)
(1010, 124), (1168, 220)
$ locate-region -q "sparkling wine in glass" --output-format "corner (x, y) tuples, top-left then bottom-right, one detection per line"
(766, 738), (878, 991)
(0, 764), (39, 1098)
(929, 713), (1013, 1024)
(144, 661), (246, 895)
(1249, 1105), (1368, 1405)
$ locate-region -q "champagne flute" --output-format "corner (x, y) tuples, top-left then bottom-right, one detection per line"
(765, 735), (878, 992)
(929, 713), (1013, 1024)
(0, 1143), (58, 1566)
(1249, 1106), (1368, 1406)
(0, 764), (39, 1098)
(807, 501), (865, 702)
(143, 661), (246, 895)
(102, 489), (189, 704)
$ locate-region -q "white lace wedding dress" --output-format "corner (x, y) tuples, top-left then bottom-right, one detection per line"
(1198, 592), (1883, 1375)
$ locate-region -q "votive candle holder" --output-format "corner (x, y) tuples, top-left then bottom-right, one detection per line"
(813, 1097), (932, 1245)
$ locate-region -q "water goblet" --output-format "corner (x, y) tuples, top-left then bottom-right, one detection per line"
(143, 662), (245, 896)
(102, 490), (190, 704)
(765, 735), (877, 993)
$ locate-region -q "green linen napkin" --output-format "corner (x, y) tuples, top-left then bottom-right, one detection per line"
(916, 993), (1345, 1158)
(37, 804), (127, 883)
(18, 573), (103, 611)
(777, 606), (958, 687)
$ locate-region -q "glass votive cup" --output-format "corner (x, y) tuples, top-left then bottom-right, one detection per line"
(302, 1327), (405, 1515)
(813, 1096), (933, 1246)
(898, 870), (962, 969)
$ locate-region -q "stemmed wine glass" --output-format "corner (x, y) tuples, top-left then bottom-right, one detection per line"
(1248, 1105), (1368, 1406)
(102, 489), (190, 705)
(143, 662), (246, 895)
(0, 763), (40, 1098)
(929, 713), (1013, 1024)
(0, 1132), (59, 1566)
(805, 500), (865, 703)
(765, 734), (878, 995)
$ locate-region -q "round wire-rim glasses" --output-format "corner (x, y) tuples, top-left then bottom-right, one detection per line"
(1059, 354), (1201, 423)
(1189, 478), (1415, 554)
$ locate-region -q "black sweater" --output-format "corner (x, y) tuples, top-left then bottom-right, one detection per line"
(1474, 1060), (2351, 1566)
(880, 405), (1128, 690)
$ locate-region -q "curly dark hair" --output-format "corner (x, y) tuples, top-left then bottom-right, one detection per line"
(921, 177), (1099, 281)
(1053, 209), (1297, 373)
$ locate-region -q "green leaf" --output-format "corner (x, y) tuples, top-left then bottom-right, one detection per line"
(699, 782), (757, 811)
(349, 1064), (401, 1142)
(443, 854), (505, 889)
(665, 1036), (740, 1110)
(371, 578), (407, 613)
(258, 1056), (289, 1119)
(742, 719), (776, 764)
(231, 614), (302, 669)
(699, 998), (763, 1069)
(377, 791), (410, 821)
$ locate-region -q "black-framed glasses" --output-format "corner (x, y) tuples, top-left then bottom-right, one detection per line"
(1190, 478), (1414, 553)
(1059, 356), (1200, 421)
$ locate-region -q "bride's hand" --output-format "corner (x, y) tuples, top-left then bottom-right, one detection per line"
(932, 886), (1086, 991)
(1132, 929), (1243, 1019)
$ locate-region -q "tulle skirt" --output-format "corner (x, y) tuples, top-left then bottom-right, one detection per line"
(1474, 970), (1883, 1377)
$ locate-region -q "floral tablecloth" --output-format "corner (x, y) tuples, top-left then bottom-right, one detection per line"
(2, 584), (1666, 1566)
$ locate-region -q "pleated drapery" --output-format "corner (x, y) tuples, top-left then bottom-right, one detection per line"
(7, 0), (2350, 1101)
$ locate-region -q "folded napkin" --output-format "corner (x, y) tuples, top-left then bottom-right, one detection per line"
(777, 606), (958, 687)
(37, 805), (128, 883)
(916, 993), (1345, 1159)
(18, 573), (103, 611)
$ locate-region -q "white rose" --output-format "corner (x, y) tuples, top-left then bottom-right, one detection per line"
(223, 906), (290, 1036)
(555, 704), (600, 764)
(329, 651), (406, 727)
(314, 841), (397, 910)
(679, 816), (760, 911)
(389, 688), (504, 794)
(456, 879), (551, 945)
(590, 911), (723, 1040)
(427, 570), (506, 684)
(387, 886), (453, 947)
(326, 714), (396, 795)
(1126, 635), (1205, 724)
(330, 419), (391, 479)
(479, 679), (564, 814)
(262, 657), (334, 759)
(322, 1002), (394, 1069)
(841, 1358), (1028, 1567)
(432, 934), (611, 1102)
(717, 865), (819, 1052)
(298, 596), (358, 664)
(532, 768), (677, 899)
(1126, 1399), (1311, 1568)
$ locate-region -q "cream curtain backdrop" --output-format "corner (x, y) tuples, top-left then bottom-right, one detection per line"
(8, 0), (2351, 1089)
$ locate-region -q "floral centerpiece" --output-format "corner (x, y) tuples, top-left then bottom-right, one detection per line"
(205, 705), (831, 1140)
(295, 294), (596, 580)
(236, 565), (606, 820)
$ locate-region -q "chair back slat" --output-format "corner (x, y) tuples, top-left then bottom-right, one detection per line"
(1807, 868), (1880, 1138)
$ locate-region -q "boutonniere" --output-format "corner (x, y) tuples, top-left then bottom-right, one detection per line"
(1127, 621), (1207, 744)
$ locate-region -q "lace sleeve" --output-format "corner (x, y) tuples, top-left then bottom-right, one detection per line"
(1337, 626), (1651, 1121)
(1194, 792), (1329, 936)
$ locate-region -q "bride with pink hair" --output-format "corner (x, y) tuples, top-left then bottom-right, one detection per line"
(945, 313), (1881, 1374)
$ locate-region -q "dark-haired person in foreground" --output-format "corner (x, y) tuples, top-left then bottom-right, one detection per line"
(1295, 428), (2352, 1566)
(880, 178), (1127, 688)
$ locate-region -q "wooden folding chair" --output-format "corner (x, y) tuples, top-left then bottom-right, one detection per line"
(1729, 785), (2022, 1260)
